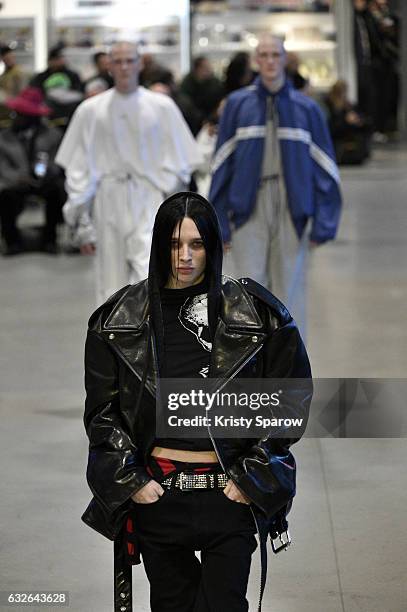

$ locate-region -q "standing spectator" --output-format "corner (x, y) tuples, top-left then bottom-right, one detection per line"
(0, 46), (26, 100)
(353, 0), (385, 129)
(56, 41), (202, 304)
(30, 45), (83, 129)
(85, 51), (114, 90)
(180, 56), (224, 130)
(353, 0), (377, 121)
(0, 87), (66, 255)
(209, 35), (341, 330)
(224, 52), (255, 95)
(368, 0), (400, 136)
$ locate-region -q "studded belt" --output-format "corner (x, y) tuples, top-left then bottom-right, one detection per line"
(161, 471), (228, 491)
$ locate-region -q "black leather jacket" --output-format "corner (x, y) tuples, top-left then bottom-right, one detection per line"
(82, 276), (312, 540)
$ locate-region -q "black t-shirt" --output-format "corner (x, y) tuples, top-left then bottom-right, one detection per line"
(154, 279), (214, 451)
(160, 279), (211, 378)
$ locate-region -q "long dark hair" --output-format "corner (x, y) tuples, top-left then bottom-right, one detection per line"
(148, 192), (223, 374)
(225, 52), (253, 94)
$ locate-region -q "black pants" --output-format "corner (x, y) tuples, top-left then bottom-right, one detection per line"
(132, 487), (257, 612)
(356, 64), (375, 121)
(0, 180), (66, 247)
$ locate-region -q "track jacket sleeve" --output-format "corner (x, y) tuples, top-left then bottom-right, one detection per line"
(308, 102), (342, 243)
(208, 96), (238, 242)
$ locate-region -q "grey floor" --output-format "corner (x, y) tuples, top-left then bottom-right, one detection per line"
(1, 145), (407, 611)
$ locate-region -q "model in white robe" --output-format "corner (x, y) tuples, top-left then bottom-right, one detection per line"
(56, 86), (202, 304)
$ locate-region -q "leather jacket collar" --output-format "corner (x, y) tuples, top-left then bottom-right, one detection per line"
(101, 277), (268, 396)
(104, 276), (264, 331)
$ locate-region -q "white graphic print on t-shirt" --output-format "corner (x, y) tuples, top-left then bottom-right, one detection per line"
(178, 294), (211, 377)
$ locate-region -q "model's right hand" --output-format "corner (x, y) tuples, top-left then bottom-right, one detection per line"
(131, 480), (165, 504)
(80, 242), (96, 255)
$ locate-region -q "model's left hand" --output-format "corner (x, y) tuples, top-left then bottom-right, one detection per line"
(223, 480), (251, 504)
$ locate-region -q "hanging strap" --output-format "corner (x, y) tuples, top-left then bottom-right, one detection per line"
(114, 539), (133, 612)
(257, 528), (268, 612)
(256, 507), (292, 612)
(113, 326), (153, 612)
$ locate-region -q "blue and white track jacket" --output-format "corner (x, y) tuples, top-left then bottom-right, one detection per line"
(208, 77), (342, 243)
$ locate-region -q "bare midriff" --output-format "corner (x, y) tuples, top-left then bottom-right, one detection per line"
(151, 446), (219, 463)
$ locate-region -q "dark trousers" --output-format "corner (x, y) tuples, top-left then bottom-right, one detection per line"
(356, 64), (375, 121)
(132, 487), (257, 612)
(0, 180), (66, 247)
(371, 62), (399, 134)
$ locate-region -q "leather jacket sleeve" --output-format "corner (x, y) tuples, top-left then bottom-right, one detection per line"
(228, 283), (312, 518)
(84, 328), (152, 517)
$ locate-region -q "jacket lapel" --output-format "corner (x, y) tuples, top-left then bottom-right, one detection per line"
(101, 277), (266, 395)
(102, 281), (158, 396)
(209, 277), (267, 384)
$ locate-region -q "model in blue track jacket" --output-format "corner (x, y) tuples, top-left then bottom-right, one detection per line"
(209, 76), (342, 244)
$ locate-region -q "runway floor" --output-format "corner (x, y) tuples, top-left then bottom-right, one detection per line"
(1, 145), (406, 611)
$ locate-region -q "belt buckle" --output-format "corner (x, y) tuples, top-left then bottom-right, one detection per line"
(271, 529), (291, 554)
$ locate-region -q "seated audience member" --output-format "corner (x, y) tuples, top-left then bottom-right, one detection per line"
(85, 51), (113, 91)
(0, 46), (27, 125)
(30, 45), (83, 130)
(0, 45), (26, 100)
(324, 79), (371, 164)
(0, 87), (66, 255)
(84, 77), (109, 99)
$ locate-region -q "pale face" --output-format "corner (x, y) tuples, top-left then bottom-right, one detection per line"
(168, 217), (206, 289)
(110, 43), (140, 94)
(255, 38), (286, 86)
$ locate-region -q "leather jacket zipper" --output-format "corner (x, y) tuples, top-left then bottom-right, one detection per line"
(207, 339), (268, 612)
(148, 328), (267, 611)
(206, 339), (265, 473)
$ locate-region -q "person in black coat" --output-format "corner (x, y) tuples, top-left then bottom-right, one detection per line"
(0, 87), (66, 254)
(82, 192), (312, 611)
(179, 56), (225, 132)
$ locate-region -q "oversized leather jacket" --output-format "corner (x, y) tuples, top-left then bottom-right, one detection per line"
(82, 276), (312, 540)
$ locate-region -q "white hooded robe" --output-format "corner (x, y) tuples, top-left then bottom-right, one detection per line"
(56, 86), (202, 304)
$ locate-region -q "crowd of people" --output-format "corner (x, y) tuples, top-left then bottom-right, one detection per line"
(0, 37), (343, 345)
(0, 28), (342, 612)
(1, 2), (397, 268)
(0, 42), (255, 258)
